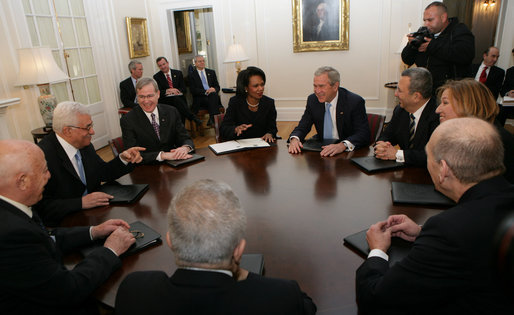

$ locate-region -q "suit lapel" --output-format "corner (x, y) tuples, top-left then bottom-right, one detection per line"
(413, 98), (435, 146)
(158, 105), (170, 144)
(51, 133), (83, 183)
(335, 88), (345, 138)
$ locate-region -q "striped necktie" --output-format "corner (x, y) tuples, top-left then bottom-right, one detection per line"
(408, 113), (415, 148)
(151, 113), (160, 140)
(166, 73), (174, 88)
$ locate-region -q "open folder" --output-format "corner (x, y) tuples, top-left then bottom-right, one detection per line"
(344, 229), (412, 267)
(209, 138), (270, 155)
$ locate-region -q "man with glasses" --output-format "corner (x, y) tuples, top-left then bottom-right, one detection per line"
(35, 101), (145, 226)
(120, 77), (194, 164)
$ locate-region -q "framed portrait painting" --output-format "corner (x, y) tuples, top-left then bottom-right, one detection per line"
(126, 17), (150, 58)
(292, 0), (349, 52)
(173, 11), (193, 54)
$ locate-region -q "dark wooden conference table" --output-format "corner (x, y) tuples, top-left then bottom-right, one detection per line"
(63, 142), (445, 314)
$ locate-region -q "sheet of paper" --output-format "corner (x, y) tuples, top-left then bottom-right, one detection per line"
(236, 138), (270, 148)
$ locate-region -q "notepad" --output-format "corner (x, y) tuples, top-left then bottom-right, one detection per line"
(391, 182), (455, 206)
(209, 138), (270, 155)
(97, 183), (149, 204)
(165, 154), (205, 167)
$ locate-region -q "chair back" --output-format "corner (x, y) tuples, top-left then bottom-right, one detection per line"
(214, 113), (225, 143)
(108, 137), (124, 156)
(367, 113), (385, 144)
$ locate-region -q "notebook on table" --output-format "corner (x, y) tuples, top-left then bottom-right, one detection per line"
(97, 183), (149, 204)
(351, 156), (404, 172)
(165, 154), (205, 167)
(391, 182), (455, 206)
(241, 254), (265, 275)
(209, 138), (270, 155)
(81, 221), (161, 258)
(301, 138), (340, 152)
(344, 229), (412, 267)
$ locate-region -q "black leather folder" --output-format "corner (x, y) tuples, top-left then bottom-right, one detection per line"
(81, 221), (161, 258)
(98, 183), (149, 204)
(344, 229), (412, 266)
(241, 254), (265, 275)
(301, 138), (339, 152)
(165, 154), (205, 167)
(351, 156), (404, 172)
(391, 182), (455, 206)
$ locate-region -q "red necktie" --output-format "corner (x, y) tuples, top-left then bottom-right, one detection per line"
(479, 67), (488, 83)
(166, 74), (174, 88)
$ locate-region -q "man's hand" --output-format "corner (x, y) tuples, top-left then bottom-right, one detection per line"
(205, 87), (216, 95)
(507, 90), (514, 98)
(235, 124), (252, 136)
(288, 138), (303, 154)
(91, 219), (131, 240)
(162, 146), (192, 160)
(366, 220), (391, 252)
(166, 88), (182, 96)
(374, 141), (397, 160)
(120, 146), (145, 164)
(386, 214), (421, 242)
(103, 227), (136, 256)
(82, 192), (113, 209)
(417, 37), (432, 52)
(406, 34), (414, 44)
(261, 133), (275, 143)
(320, 142), (346, 157)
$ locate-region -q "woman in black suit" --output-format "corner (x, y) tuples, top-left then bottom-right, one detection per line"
(220, 67), (278, 142)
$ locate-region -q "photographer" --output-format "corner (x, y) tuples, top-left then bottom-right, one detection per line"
(401, 2), (475, 92)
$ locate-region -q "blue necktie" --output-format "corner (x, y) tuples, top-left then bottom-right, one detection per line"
(74, 151), (88, 195)
(200, 70), (210, 90)
(323, 103), (333, 140)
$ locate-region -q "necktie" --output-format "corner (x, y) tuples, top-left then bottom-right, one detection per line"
(323, 103), (333, 140)
(74, 151), (88, 195)
(200, 70), (210, 90)
(479, 66), (488, 83)
(151, 113), (160, 140)
(166, 73), (174, 88)
(408, 113), (416, 149)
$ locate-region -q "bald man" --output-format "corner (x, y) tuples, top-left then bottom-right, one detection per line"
(357, 118), (514, 314)
(0, 140), (135, 314)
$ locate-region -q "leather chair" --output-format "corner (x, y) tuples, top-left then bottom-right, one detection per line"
(367, 113), (385, 145)
(108, 137), (124, 156)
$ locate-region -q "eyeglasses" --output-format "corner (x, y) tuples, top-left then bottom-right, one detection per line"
(130, 230), (144, 239)
(67, 123), (94, 132)
(137, 94), (156, 100)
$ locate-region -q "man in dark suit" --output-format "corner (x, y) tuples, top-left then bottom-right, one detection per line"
(288, 66), (370, 157)
(121, 77), (195, 164)
(115, 179), (316, 314)
(374, 67), (439, 167)
(34, 101), (144, 226)
(153, 56), (202, 125)
(472, 46), (505, 100)
(356, 117), (514, 314)
(189, 55), (223, 124)
(119, 60), (143, 108)
(0, 139), (136, 314)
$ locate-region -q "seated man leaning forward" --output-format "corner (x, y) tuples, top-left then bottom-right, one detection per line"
(288, 66), (370, 157)
(115, 179), (317, 315)
(35, 101), (144, 225)
(0, 140), (136, 314)
(356, 117), (514, 314)
(374, 67), (439, 167)
(120, 77), (195, 164)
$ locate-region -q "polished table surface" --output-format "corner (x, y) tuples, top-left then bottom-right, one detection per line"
(63, 142), (446, 314)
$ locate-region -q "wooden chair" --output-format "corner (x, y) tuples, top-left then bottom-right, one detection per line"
(367, 113), (386, 145)
(108, 137), (124, 156)
(213, 113), (225, 143)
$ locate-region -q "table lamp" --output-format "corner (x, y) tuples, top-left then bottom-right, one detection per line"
(15, 47), (69, 130)
(224, 37), (249, 87)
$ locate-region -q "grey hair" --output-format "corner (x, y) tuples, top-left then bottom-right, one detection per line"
(52, 101), (89, 133)
(314, 66), (340, 85)
(135, 77), (158, 92)
(128, 60), (142, 72)
(193, 55), (205, 63)
(429, 117), (505, 184)
(167, 179), (247, 266)
(401, 67), (433, 99)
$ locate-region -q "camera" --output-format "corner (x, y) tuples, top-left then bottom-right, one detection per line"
(409, 26), (434, 49)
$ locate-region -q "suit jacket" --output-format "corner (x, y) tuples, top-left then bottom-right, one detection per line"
(153, 69), (186, 98)
(115, 269), (316, 315)
(35, 133), (134, 226)
(189, 68), (220, 96)
(378, 98), (439, 167)
(356, 176), (514, 314)
(472, 64), (505, 100)
(120, 104), (194, 164)
(119, 76), (138, 108)
(289, 87), (370, 149)
(496, 122), (514, 184)
(501, 66), (514, 97)
(220, 95), (277, 141)
(0, 199), (121, 314)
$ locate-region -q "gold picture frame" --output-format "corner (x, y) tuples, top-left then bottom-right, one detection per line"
(174, 11), (193, 54)
(292, 0), (349, 52)
(126, 17), (150, 58)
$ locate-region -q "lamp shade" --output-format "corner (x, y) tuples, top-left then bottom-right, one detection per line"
(223, 44), (249, 63)
(15, 47), (68, 86)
